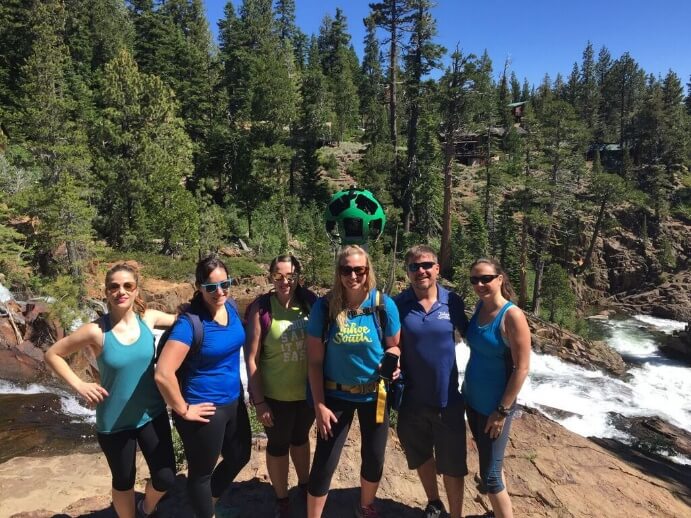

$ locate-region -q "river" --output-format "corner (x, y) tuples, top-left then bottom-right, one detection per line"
(0, 304), (689, 465)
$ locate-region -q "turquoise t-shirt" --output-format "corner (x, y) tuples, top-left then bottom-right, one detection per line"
(96, 315), (166, 433)
(462, 301), (515, 415)
(306, 288), (400, 402)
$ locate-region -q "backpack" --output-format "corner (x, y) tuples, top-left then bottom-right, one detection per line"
(244, 285), (318, 344)
(156, 299), (239, 379)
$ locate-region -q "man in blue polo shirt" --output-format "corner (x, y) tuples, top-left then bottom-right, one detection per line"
(394, 245), (468, 518)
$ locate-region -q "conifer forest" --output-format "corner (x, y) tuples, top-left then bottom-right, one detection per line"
(1, 0), (690, 328)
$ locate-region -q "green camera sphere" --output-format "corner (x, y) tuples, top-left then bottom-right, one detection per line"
(324, 187), (386, 245)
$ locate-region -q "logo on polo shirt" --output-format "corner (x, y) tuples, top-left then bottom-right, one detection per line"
(438, 311), (450, 320)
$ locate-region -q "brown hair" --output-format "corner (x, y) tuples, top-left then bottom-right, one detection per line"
(105, 263), (146, 315)
(470, 257), (516, 301)
(404, 245), (438, 265)
(328, 245), (377, 329)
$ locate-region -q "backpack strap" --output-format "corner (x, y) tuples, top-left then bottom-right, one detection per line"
(448, 291), (468, 337)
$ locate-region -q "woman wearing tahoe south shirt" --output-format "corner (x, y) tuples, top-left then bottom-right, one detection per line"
(155, 255), (251, 518)
(305, 245), (401, 518)
(462, 258), (530, 518)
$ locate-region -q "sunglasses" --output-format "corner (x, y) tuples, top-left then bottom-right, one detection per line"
(407, 261), (436, 272)
(107, 282), (137, 293)
(200, 279), (232, 293)
(469, 274), (500, 285)
(271, 272), (298, 283)
(339, 265), (369, 277)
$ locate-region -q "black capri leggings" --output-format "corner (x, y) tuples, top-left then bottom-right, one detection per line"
(97, 411), (176, 492)
(173, 397), (252, 518)
(307, 396), (389, 497)
(264, 397), (315, 457)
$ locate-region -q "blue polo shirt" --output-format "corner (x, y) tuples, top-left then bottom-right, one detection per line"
(167, 301), (245, 405)
(394, 284), (467, 408)
(306, 289), (401, 403)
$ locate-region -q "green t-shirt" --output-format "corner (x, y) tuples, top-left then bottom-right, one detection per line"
(260, 295), (309, 401)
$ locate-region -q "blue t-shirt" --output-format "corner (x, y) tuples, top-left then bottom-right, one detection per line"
(168, 301), (245, 405)
(462, 301), (514, 415)
(395, 284), (466, 408)
(306, 288), (401, 402)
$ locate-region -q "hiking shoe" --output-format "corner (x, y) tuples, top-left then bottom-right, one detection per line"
(275, 497), (291, 518)
(355, 504), (380, 518)
(136, 499), (156, 518)
(423, 499), (447, 518)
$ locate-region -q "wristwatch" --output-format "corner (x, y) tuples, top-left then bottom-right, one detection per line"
(496, 404), (510, 417)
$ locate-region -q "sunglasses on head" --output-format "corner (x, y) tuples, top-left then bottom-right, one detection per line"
(407, 261), (436, 272)
(469, 274), (500, 285)
(339, 265), (368, 277)
(107, 282), (137, 293)
(200, 279), (232, 293)
(271, 272), (298, 283)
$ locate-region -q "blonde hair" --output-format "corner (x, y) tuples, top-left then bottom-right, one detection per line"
(328, 245), (377, 329)
(105, 263), (147, 315)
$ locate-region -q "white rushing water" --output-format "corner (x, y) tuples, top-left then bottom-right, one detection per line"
(0, 282), (12, 303)
(458, 314), (691, 464)
(1, 314), (688, 463)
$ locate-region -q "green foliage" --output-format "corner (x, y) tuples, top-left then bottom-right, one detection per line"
(0, 203), (25, 276)
(540, 263), (577, 327)
(225, 256), (264, 279)
(171, 426), (186, 472)
(94, 49), (199, 253)
(43, 275), (87, 330)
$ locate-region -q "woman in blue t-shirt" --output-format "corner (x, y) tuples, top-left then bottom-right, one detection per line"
(155, 256), (251, 518)
(305, 245), (401, 518)
(462, 258), (531, 518)
(45, 263), (176, 518)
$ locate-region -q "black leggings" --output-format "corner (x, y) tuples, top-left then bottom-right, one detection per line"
(264, 397), (315, 457)
(173, 398), (252, 518)
(97, 412), (176, 492)
(307, 397), (389, 497)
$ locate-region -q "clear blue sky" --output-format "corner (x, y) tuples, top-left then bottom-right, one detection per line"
(204, 0), (691, 88)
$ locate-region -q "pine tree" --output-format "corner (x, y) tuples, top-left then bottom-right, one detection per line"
(402, 0), (444, 232)
(360, 15), (387, 144)
(93, 49), (199, 253)
(0, 0), (32, 121)
(578, 41), (600, 134)
(369, 0), (414, 171)
(510, 71), (521, 102)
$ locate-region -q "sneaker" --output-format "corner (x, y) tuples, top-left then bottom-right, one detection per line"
(423, 500), (447, 518)
(355, 504), (380, 518)
(136, 499), (156, 518)
(275, 497), (291, 518)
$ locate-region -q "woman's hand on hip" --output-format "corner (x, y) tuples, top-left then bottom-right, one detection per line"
(256, 401), (274, 428)
(484, 411), (506, 440)
(76, 381), (108, 406)
(315, 403), (338, 440)
(181, 402), (216, 423)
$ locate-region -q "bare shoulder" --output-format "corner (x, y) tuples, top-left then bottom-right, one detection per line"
(504, 305), (529, 329)
(142, 309), (175, 329)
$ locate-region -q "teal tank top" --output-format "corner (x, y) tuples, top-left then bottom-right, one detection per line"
(462, 301), (514, 415)
(96, 315), (166, 433)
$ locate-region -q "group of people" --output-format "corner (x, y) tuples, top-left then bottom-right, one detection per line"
(45, 244), (531, 518)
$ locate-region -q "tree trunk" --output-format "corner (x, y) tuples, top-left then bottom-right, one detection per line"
(388, 6), (399, 195)
(580, 196), (608, 272)
(439, 137), (454, 279)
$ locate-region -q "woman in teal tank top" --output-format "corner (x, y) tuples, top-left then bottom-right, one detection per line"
(462, 258), (531, 518)
(245, 254), (316, 518)
(45, 263), (177, 518)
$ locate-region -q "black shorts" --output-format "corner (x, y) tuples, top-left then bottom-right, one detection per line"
(264, 398), (315, 457)
(396, 400), (468, 477)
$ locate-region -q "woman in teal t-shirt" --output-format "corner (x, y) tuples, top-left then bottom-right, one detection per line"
(45, 263), (176, 518)
(305, 245), (401, 518)
(462, 257), (531, 518)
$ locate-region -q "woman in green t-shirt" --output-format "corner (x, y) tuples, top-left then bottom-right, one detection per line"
(245, 255), (317, 518)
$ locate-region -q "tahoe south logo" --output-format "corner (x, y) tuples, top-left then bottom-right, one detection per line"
(438, 311), (450, 320)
